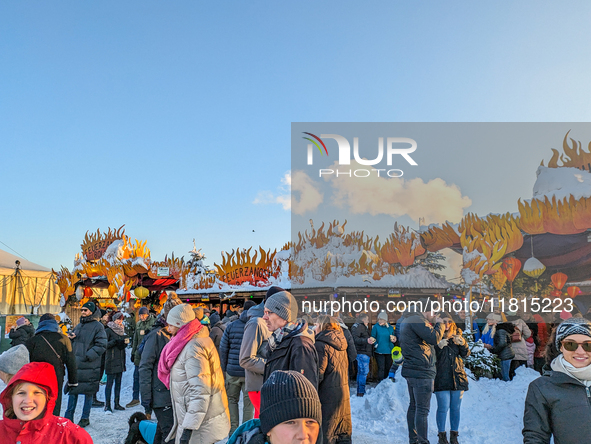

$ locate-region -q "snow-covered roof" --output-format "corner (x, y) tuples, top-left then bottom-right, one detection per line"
(0, 248), (50, 274)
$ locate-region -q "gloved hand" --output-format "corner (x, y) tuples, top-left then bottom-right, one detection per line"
(437, 338), (449, 349)
(452, 335), (465, 345)
(180, 428), (193, 444)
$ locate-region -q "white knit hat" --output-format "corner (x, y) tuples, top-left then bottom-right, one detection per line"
(166, 304), (196, 328)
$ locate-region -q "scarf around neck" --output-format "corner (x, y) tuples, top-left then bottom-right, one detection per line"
(551, 355), (591, 387)
(36, 319), (60, 334)
(158, 319), (203, 389)
(268, 320), (305, 352)
(107, 321), (125, 336)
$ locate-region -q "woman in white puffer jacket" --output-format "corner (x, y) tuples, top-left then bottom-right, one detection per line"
(158, 304), (230, 444)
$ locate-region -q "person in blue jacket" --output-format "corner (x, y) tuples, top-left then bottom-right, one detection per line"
(371, 311), (396, 382)
(480, 313), (501, 349)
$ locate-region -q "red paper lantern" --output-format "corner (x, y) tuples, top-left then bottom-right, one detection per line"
(83, 287), (93, 298)
(501, 258), (521, 282)
(551, 290), (562, 298)
(567, 286), (581, 299)
(551, 272), (568, 291)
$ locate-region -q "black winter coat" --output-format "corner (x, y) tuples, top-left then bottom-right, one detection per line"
(342, 326), (357, 364)
(434, 330), (470, 392)
(314, 328), (352, 444)
(219, 310), (248, 377)
(491, 323), (515, 361)
(263, 325), (319, 389)
(10, 324), (35, 347)
(523, 370), (591, 444)
(26, 330), (78, 387)
(104, 326), (128, 374)
(69, 309), (107, 395)
(351, 322), (372, 356)
(400, 313), (445, 379)
(139, 322), (172, 409)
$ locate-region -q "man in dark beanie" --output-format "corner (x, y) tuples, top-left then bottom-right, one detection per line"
(26, 312), (78, 415)
(239, 286), (283, 419)
(139, 293), (182, 444)
(219, 299), (257, 436)
(64, 301), (107, 428)
(227, 370), (322, 444)
(262, 291), (318, 389)
(129, 305), (156, 407)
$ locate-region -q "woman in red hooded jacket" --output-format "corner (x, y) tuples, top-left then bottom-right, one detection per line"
(0, 361), (92, 444)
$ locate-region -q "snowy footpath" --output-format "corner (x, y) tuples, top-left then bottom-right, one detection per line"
(0, 349), (540, 444)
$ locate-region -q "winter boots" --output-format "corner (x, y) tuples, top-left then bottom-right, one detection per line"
(92, 394), (104, 408)
(78, 418), (90, 428)
(126, 399), (140, 408)
(104, 404), (113, 413)
(114, 402), (125, 411)
(438, 432), (449, 444)
(450, 431), (459, 444)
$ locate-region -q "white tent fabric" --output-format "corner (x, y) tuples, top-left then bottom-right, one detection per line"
(0, 249), (60, 315)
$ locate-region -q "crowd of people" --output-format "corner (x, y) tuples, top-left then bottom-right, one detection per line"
(0, 292), (590, 444)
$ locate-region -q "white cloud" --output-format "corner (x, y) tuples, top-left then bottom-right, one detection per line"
(253, 171), (324, 215)
(323, 159), (471, 224)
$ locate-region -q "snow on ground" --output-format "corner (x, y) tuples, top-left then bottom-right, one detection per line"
(1, 349), (541, 444)
(352, 365), (540, 444)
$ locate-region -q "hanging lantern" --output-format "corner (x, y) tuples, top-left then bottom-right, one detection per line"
(551, 272), (568, 291)
(501, 258), (521, 298)
(490, 270), (507, 291)
(134, 286), (150, 299)
(501, 258), (521, 281)
(551, 290), (562, 298)
(83, 287), (93, 298)
(567, 286), (581, 299)
(75, 285), (84, 301)
(523, 257), (546, 279)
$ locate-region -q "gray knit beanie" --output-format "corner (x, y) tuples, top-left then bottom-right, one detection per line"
(265, 291), (298, 322)
(555, 317), (591, 348)
(0, 345), (30, 376)
(260, 370), (322, 435)
(167, 304), (196, 328)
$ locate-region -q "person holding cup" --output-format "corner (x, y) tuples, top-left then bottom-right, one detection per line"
(371, 311), (397, 382)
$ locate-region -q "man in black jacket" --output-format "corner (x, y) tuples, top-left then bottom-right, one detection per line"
(400, 306), (444, 444)
(26, 313), (78, 415)
(219, 300), (256, 435)
(9, 317), (35, 347)
(64, 301), (107, 428)
(262, 291), (318, 389)
(139, 295), (181, 444)
(351, 313), (373, 397)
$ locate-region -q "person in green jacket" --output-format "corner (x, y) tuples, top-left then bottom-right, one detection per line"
(127, 306), (156, 408)
(371, 311), (396, 381)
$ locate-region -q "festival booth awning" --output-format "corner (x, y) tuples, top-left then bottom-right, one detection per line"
(0, 249), (61, 315)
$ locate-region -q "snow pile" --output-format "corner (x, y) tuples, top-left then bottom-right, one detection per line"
(532, 166), (591, 202)
(352, 366), (540, 444)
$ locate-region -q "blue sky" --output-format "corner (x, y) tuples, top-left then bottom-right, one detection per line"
(1, 1), (591, 271)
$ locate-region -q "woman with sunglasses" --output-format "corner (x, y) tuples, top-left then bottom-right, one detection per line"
(523, 317), (591, 444)
(434, 313), (470, 444)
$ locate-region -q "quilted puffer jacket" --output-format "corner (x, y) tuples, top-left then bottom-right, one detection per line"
(167, 327), (230, 444)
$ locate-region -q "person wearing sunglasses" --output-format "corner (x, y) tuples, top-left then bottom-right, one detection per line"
(523, 317), (591, 444)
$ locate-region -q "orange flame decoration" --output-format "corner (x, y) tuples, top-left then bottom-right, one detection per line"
(551, 272), (568, 291)
(214, 247), (280, 286)
(460, 213), (523, 278)
(490, 270), (507, 291)
(420, 222), (460, 252)
(541, 131), (591, 171)
(380, 226), (426, 267)
(518, 195), (591, 235)
(54, 266), (74, 296)
(81, 225), (125, 261)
